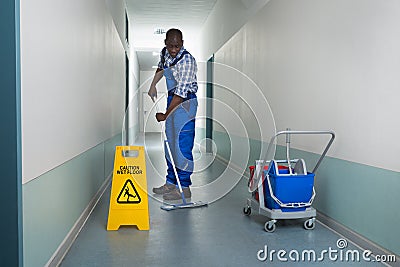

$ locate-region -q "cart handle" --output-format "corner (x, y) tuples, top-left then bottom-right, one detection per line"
(265, 130), (335, 173)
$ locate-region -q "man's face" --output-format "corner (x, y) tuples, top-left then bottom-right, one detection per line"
(165, 35), (183, 58)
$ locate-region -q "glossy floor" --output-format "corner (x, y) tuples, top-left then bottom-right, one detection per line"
(60, 133), (385, 267)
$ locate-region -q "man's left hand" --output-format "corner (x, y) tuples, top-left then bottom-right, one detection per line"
(156, 113), (167, 122)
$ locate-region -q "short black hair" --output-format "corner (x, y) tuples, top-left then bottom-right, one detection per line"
(166, 28), (183, 41)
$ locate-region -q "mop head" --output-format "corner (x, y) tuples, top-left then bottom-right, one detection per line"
(161, 201), (208, 211)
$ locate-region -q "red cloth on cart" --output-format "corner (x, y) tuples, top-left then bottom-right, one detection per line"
(249, 165), (289, 202)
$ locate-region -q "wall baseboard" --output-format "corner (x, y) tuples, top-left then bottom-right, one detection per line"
(317, 211), (400, 266)
(45, 174), (112, 267)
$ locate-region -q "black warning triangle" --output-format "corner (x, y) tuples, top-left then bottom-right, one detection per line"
(117, 179), (141, 204)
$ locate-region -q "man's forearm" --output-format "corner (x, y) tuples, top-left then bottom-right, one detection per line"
(155, 94), (183, 122)
(151, 68), (164, 87)
(148, 68), (164, 101)
(165, 95), (183, 117)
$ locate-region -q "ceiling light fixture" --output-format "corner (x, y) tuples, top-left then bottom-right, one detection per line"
(154, 28), (166, 35)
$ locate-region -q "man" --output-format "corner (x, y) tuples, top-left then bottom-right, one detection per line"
(148, 28), (198, 201)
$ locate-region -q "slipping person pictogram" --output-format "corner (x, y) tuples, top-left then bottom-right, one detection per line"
(124, 187), (137, 202)
(117, 179), (141, 204)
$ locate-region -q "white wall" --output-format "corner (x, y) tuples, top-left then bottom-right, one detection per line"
(126, 8), (141, 144)
(199, 0), (270, 61)
(198, 0), (271, 135)
(20, 0), (126, 183)
(105, 0), (126, 46)
(212, 0), (400, 172)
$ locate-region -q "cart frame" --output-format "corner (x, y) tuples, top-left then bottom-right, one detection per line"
(244, 130), (335, 232)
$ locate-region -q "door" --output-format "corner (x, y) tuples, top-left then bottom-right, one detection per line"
(125, 54), (129, 144)
(206, 55), (214, 152)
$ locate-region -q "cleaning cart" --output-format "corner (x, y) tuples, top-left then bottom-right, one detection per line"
(243, 130), (335, 232)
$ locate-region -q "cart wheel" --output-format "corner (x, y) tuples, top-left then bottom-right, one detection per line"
(304, 218), (315, 230)
(264, 221), (276, 233)
(243, 206), (251, 216)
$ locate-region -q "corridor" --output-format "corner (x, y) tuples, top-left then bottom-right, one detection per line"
(60, 134), (386, 267)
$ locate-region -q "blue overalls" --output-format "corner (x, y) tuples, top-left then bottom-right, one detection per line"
(163, 55), (198, 187)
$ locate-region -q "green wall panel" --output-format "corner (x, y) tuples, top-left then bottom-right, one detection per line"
(23, 134), (120, 267)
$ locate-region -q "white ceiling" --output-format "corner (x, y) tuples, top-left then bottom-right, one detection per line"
(126, 0), (217, 70)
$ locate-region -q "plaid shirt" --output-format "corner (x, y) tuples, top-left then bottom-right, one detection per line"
(158, 46), (198, 98)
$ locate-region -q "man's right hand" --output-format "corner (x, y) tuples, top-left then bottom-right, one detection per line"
(148, 86), (157, 102)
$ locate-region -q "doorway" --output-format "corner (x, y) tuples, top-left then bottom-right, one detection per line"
(142, 92), (167, 133)
(206, 54), (214, 153)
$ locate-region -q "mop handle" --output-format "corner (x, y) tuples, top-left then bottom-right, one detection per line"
(153, 98), (186, 203)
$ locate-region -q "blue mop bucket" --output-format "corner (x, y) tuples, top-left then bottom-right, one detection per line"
(263, 161), (315, 212)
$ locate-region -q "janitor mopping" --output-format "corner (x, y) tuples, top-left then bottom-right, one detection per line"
(148, 28), (207, 210)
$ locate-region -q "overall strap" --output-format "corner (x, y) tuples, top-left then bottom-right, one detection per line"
(161, 47), (167, 66)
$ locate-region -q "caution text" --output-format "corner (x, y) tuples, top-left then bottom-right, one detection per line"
(117, 165), (143, 175)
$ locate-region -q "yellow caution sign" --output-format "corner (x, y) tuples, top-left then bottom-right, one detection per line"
(107, 146), (149, 230)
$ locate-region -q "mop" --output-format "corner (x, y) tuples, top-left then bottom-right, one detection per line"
(153, 97), (208, 211)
